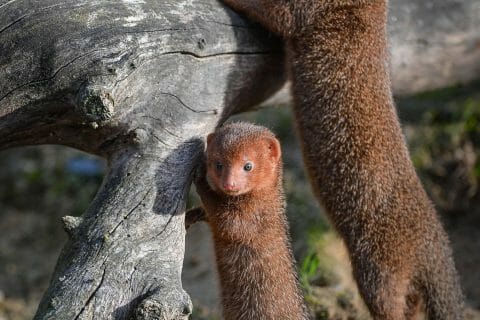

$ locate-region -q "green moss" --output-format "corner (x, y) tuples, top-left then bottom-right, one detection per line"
(300, 252), (320, 286)
(405, 80), (480, 102)
(300, 230), (341, 293)
(314, 307), (330, 320)
(474, 167), (480, 178)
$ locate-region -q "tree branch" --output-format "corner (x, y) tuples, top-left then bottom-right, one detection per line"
(0, 1), (284, 318)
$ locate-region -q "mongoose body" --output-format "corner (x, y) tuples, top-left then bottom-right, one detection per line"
(219, 1), (464, 319)
(190, 122), (308, 320)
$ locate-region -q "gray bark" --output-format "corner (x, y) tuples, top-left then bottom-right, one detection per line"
(0, 0), (478, 319)
(388, 0), (480, 96)
(0, 1), (283, 319)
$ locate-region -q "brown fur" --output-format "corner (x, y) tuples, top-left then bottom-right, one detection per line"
(189, 122), (308, 320)
(220, 1), (464, 319)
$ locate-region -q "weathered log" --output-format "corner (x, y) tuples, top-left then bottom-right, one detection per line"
(0, 0), (479, 319)
(389, 0), (480, 96)
(0, 1), (283, 319)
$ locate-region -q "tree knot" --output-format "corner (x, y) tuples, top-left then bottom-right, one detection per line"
(78, 84), (115, 123)
(131, 287), (192, 320)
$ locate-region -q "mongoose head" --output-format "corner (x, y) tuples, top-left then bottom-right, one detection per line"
(205, 122), (281, 196)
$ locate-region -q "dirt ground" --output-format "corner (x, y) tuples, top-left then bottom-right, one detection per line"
(1, 200), (479, 319)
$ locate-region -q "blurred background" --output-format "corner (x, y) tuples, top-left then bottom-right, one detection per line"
(1, 82), (479, 319)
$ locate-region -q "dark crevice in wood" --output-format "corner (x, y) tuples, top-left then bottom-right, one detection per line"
(124, 27), (204, 34)
(0, 0), (19, 10)
(204, 19), (258, 29)
(161, 50), (275, 60)
(140, 116), (183, 139)
(152, 133), (176, 148)
(74, 267), (107, 320)
(0, 49), (105, 104)
(108, 187), (154, 235)
(158, 92), (218, 114)
(0, 14), (26, 34)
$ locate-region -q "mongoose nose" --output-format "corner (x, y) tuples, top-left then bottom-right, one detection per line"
(223, 182), (237, 191)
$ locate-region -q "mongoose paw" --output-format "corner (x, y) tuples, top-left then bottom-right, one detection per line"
(193, 158), (210, 190)
(185, 207), (207, 229)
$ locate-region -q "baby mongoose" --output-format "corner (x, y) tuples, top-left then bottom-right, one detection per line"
(219, 1), (464, 319)
(187, 122), (308, 320)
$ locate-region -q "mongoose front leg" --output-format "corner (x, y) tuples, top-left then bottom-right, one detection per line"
(184, 159), (214, 229)
(185, 207), (206, 229)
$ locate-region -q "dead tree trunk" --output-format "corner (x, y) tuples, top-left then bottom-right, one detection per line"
(0, 1), (284, 319)
(388, 0), (480, 95)
(0, 0), (478, 319)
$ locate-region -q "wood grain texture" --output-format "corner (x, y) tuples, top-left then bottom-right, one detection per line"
(0, 1), (283, 319)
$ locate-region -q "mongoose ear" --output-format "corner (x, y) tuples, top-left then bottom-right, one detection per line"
(267, 137), (281, 162)
(206, 133), (215, 146)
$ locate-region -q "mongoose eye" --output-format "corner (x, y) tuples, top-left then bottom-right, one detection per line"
(243, 162), (253, 171)
(215, 162), (223, 170)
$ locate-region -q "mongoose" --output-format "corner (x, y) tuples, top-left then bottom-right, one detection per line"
(218, 1), (464, 319)
(187, 122), (309, 320)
